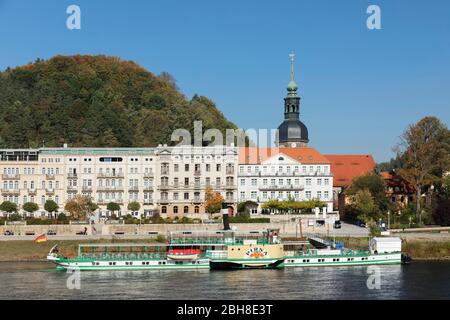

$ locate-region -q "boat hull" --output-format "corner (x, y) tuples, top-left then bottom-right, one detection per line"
(210, 258), (285, 270)
(282, 252), (401, 267)
(50, 258), (210, 271)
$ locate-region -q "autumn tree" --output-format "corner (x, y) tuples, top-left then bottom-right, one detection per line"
(395, 117), (450, 223)
(204, 186), (224, 217)
(64, 194), (98, 221)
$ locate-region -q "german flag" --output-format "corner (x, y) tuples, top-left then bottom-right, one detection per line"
(35, 234), (47, 243)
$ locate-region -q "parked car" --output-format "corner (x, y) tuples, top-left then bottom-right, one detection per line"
(355, 220), (366, 228)
(47, 230), (57, 235)
(76, 227), (88, 235)
(334, 220), (342, 229)
(3, 230), (14, 236)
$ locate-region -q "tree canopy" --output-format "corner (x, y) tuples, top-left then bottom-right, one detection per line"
(0, 55), (237, 148)
(204, 186), (224, 214)
(395, 116), (450, 223)
(0, 201), (17, 213)
(64, 194), (98, 220)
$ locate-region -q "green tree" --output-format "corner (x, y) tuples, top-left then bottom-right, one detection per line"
(22, 202), (39, 217)
(396, 117), (450, 223)
(44, 200), (59, 217)
(351, 189), (376, 222)
(0, 201), (18, 216)
(127, 201), (141, 212)
(107, 202), (121, 217)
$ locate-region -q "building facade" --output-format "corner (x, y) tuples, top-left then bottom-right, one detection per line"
(0, 145), (238, 220)
(238, 147), (334, 214)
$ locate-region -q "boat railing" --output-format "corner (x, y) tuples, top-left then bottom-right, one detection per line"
(205, 250), (228, 259)
(79, 252), (168, 260)
(169, 238), (271, 245)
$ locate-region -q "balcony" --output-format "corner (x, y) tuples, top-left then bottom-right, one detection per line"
(97, 199), (123, 205)
(143, 185), (154, 191)
(28, 188), (37, 195)
(97, 172), (124, 178)
(194, 170), (201, 176)
(128, 186), (139, 191)
(224, 197), (235, 203)
(2, 174), (20, 180)
(45, 188), (55, 195)
(223, 184), (237, 190)
(158, 184), (170, 190)
(259, 184), (305, 191)
(82, 186), (93, 192)
(45, 174), (55, 180)
(67, 173), (78, 178)
(96, 186), (124, 191)
(144, 172), (154, 177)
(67, 186), (78, 192)
(193, 197), (202, 203)
(1, 188), (20, 195)
(158, 198), (170, 204)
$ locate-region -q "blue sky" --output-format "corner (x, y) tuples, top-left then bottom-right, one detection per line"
(0, 0), (449, 162)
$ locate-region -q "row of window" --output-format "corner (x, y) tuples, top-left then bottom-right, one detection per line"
(239, 165), (330, 174)
(241, 178), (330, 186)
(240, 190), (330, 200)
(3, 195), (59, 205)
(161, 206), (200, 214)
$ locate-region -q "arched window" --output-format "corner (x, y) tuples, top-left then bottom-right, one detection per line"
(194, 206), (199, 214)
(173, 206), (178, 214)
(161, 206), (167, 214)
(184, 206), (189, 214)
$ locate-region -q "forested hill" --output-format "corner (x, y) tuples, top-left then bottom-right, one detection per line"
(0, 55), (237, 148)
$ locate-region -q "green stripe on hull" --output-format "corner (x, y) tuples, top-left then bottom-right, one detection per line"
(55, 264), (210, 271)
(282, 259), (401, 267)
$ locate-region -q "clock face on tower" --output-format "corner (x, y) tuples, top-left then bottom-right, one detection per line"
(291, 143), (297, 148)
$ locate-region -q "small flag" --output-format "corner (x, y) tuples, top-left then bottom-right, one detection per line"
(35, 234), (47, 243)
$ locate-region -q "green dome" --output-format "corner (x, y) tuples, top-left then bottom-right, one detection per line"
(287, 80), (298, 91)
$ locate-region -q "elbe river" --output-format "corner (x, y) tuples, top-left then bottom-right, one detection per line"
(0, 261), (449, 299)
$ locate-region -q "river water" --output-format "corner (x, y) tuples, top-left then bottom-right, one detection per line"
(0, 261), (449, 299)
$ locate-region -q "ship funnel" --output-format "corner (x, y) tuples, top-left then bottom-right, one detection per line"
(222, 209), (231, 230)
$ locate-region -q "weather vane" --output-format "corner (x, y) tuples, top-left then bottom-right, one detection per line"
(289, 52), (295, 81)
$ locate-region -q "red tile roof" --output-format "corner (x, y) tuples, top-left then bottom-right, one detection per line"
(239, 147), (331, 165)
(324, 154), (376, 187)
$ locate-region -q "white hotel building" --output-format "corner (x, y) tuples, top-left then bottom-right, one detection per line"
(238, 148), (333, 214)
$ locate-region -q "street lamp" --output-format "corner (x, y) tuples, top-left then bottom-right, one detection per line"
(387, 210), (390, 230)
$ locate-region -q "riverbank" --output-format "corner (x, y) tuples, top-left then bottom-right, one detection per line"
(1, 237), (449, 262)
(325, 236), (450, 261)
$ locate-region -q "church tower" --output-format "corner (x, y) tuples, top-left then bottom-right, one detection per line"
(276, 52), (309, 148)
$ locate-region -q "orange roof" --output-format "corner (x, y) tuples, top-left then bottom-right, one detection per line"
(380, 171), (392, 179)
(239, 147), (331, 164)
(324, 154), (376, 187)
